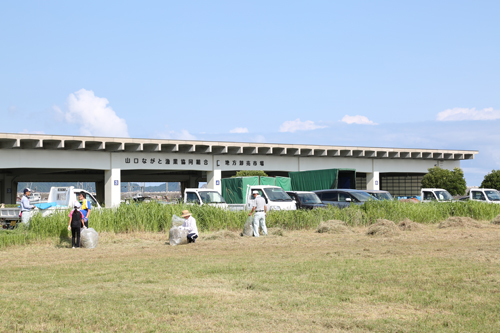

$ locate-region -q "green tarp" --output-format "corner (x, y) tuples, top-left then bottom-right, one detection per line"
(260, 177), (276, 186)
(222, 177), (259, 204)
(289, 169), (356, 191)
(276, 176), (292, 191)
(221, 176), (293, 204)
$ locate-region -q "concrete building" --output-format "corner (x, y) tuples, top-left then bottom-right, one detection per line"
(0, 133), (478, 206)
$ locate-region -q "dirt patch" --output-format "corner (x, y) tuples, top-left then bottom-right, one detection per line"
(438, 217), (482, 229)
(367, 219), (400, 237)
(317, 220), (353, 234)
(204, 230), (239, 241)
(398, 218), (423, 231)
(491, 215), (500, 225)
(399, 198), (420, 204)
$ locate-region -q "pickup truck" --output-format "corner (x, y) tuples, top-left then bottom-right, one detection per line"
(420, 188), (454, 202)
(42, 186), (101, 216)
(466, 188), (500, 204)
(0, 206), (25, 229)
(227, 185), (297, 211)
(183, 188), (229, 209)
(1, 186), (100, 228)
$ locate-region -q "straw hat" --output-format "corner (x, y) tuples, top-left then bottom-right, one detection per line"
(181, 210), (191, 218)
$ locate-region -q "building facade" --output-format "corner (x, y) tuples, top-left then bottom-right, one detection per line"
(0, 133), (478, 206)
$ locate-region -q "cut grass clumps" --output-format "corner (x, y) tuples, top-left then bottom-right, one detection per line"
(204, 230), (238, 241)
(269, 227), (285, 236)
(491, 214), (500, 225)
(438, 217), (482, 229)
(317, 220), (352, 234)
(398, 218), (423, 231)
(367, 219), (400, 237)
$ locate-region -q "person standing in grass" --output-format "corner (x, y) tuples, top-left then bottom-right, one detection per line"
(249, 190), (268, 237)
(78, 192), (91, 228)
(20, 188), (35, 227)
(180, 210), (199, 243)
(68, 202), (85, 249)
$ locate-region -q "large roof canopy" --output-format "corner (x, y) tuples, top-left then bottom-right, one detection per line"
(0, 133), (477, 160)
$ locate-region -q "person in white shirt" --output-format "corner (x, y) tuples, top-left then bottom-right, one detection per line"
(248, 191), (268, 237)
(180, 210), (199, 243)
(20, 188), (35, 227)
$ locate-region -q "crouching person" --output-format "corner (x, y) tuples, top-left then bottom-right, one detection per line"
(180, 210), (199, 243)
(68, 202), (85, 249)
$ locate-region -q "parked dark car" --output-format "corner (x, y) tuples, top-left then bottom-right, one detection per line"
(364, 190), (394, 201)
(313, 189), (378, 208)
(286, 191), (327, 210)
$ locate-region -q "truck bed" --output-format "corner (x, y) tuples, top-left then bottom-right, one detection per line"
(0, 208), (21, 221)
(227, 204), (246, 211)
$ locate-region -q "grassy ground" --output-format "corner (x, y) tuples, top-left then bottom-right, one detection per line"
(3, 200), (500, 249)
(2, 221), (500, 332)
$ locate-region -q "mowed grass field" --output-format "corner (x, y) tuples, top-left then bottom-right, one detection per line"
(2, 221), (500, 332)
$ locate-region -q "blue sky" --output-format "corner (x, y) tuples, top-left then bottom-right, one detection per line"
(1, 1), (499, 186)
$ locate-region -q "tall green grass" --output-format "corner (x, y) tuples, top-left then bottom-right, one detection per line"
(2, 201), (500, 249)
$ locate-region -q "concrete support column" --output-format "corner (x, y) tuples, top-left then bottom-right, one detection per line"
(180, 182), (187, 197)
(104, 168), (121, 207)
(1, 176), (16, 204)
(188, 175), (197, 188)
(366, 171), (380, 190)
(207, 169), (222, 193)
(95, 181), (105, 205)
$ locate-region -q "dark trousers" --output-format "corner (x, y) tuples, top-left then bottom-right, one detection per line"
(187, 233), (198, 243)
(71, 227), (81, 248)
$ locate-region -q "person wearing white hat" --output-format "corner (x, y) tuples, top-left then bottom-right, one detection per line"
(248, 190), (267, 237)
(67, 201), (85, 248)
(20, 188), (35, 226)
(180, 210), (199, 243)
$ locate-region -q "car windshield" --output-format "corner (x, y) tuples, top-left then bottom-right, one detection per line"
(350, 191), (378, 202)
(485, 190), (500, 201)
(435, 190), (453, 201)
(263, 188), (293, 201)
(296, 192), (322, 204)
(199, 191), (226, 204)
(370, 192), (393, 201)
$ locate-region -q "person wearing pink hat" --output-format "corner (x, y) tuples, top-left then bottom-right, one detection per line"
(67, 201), (86, 249)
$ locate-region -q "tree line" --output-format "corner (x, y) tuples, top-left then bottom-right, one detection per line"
(422, 167), (500, 196)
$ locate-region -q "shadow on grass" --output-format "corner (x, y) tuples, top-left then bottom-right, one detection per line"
(56, 229), (72, 248)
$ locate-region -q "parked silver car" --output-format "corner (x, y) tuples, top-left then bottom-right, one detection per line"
(364, 190), (394, 201)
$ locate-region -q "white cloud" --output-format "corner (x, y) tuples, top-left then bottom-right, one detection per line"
(252, 135), (266, 143)
(19, 129), (45, 134)
(157, 129), (197, 140)
(436, 107), (500, 121)
(341, 115), (377, 125)
(55, 89), (129, 137)
(279, 118), (327, 133)
(174, 129), (197, 140)
(230, 127), (249, 133)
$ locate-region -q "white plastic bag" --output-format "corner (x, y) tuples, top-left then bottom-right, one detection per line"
(169, 214), (188, 246)
(171, 214), (185, 228)
(81, 228), (99, 248)
(242, 216), (254, 237)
